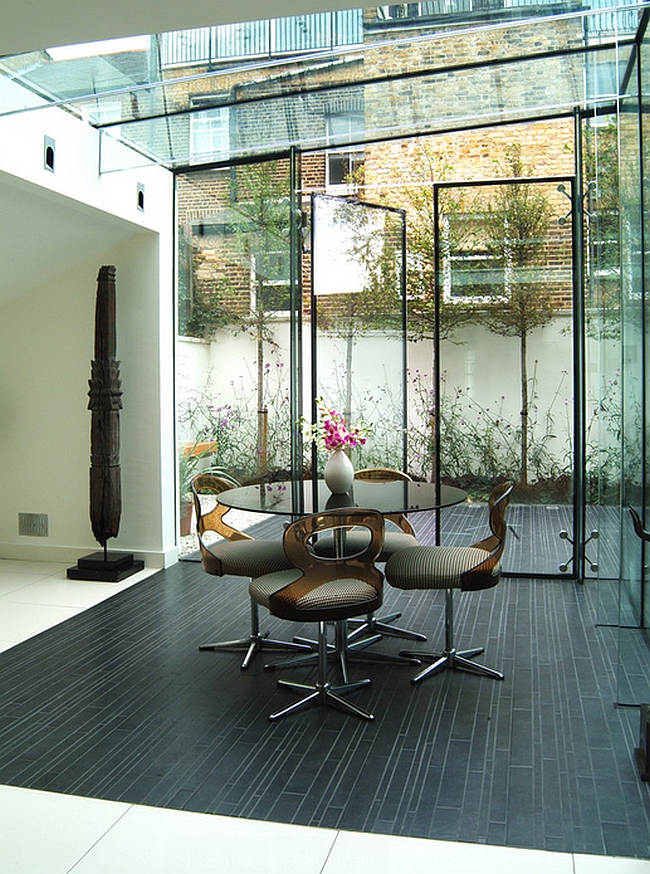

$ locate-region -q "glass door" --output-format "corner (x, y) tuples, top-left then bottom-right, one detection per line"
(615, 38), (649, 704)
(309, 193), (407, 478)
(434, 173), (579, 577)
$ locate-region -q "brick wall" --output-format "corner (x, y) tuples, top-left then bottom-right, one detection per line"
(173, 13), (601, 335)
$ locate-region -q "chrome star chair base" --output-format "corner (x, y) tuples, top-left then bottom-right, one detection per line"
(270, 620), (374, 721)
(265, 622), (420, 674)
(385, 482), (514, 686)
(400, 588), (504, 684)
(346, 610), (427, 643)
(192, 474), (313, 670)
(199, 597), (312, 670)
(250, 508), (386, 721)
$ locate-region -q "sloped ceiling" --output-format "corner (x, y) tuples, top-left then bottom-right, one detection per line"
(0, 0), (344, 301)
(0, 171), (148, 305)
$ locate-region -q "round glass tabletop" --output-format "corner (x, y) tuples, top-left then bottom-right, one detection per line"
(217, 479), (467, 516)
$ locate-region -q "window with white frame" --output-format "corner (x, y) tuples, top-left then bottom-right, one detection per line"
(326, 113), (365, 191)
(442, 213), (508, 303)
(83, 102), (123, 138)
(190, 107), (230, 162)
(251, 250), (291, 313)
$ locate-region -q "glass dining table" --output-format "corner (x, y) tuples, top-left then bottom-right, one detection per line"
(216, 476), (468, 671)
(217, 477), (467, 518)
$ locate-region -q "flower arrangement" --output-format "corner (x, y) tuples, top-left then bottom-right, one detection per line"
(302, 400), (372, 452)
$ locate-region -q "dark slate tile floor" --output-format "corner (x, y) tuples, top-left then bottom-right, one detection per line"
(0, 549), (649, 858)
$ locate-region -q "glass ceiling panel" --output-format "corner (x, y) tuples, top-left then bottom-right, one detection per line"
(0, 3), (644, 170)
(100, 42), (634, 170)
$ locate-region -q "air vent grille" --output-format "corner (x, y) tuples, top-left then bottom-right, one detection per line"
(19, 513), (49, 537)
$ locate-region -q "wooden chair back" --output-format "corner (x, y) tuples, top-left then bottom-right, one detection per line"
(269, 509), (385, 622)
(461, 481), (514, 591)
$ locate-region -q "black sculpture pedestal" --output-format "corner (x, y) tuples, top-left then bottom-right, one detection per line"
(67, 551), (144, 582)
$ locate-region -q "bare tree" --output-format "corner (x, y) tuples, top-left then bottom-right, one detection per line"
(480, 145), (556, 485)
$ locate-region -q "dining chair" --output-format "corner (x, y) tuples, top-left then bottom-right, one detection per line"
(384, 481), (513, 684)
(313, 467), (424, 644)
(192, 473), (312, 669)
(249, 508), (385, 721)
(350, 467), (425, 642)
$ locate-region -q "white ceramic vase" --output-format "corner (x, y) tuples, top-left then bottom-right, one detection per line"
(324, 447), (354, 494)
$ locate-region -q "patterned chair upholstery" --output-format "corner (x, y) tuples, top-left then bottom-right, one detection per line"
(385, 481), (513, 684)
(314, 468), (424, 646)
(192, 473), (311, 669)
(249, 508), (385, 721)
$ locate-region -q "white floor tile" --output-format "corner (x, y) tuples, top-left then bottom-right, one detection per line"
(0, 600), (81, 643)
(4, 575), (143, 609)
(0, 573), (48, 596)
(0, 785), (131, 874)
(0, 560), (68, 576)
(0, 638), (20, 653)
(322, 831), (575, 874)
(0, 565), (156, 646)
(574, 854), (650, 873)
(71, 804), (338, 874)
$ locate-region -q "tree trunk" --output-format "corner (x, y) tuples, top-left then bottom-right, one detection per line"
(344, 326), (354, 423)
(256, 312), (267, 478)
(520, 328), (528, 485)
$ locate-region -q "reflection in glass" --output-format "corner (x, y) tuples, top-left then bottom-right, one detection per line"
(310, 194), (407, 477)
(436, 169), (576, 576)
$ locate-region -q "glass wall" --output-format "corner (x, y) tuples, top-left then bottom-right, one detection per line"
(434, 175), (577, 575)
(176, 158), (296, 535)
(617, 28), (650, 705)
(583, 110), (624, 624)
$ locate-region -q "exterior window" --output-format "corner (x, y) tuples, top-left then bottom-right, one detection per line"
(190, 108), (229, 162)
(442, 214), (507, 303)
(326, 113), (365, 191)
(252, 251), (291, 313)
(588, 208), (620, 278)
(83, 102), (122, 138)
(377, 4), (440, 20)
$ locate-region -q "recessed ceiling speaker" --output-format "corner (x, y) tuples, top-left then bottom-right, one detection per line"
(44, 135), (55, 172)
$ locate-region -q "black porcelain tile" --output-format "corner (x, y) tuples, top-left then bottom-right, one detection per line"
(0, 546), (649, 857)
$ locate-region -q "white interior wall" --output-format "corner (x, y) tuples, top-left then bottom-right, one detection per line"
(0, 232), (177, 566)
(0, 79), (176, 566)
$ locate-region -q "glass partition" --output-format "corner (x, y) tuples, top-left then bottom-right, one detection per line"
(582, 110), (624, 625)
(176, 157), (297, 537)
(309, 194), (407, 477)
(617, 36), (650, 705)
(435, 173), (577, 575)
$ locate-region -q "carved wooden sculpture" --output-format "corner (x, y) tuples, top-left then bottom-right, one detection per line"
(67, 266), (143, 581)
(89, 265), (123, 548)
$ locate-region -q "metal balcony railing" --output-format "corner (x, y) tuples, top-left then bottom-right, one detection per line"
(160, 9), (364, 66)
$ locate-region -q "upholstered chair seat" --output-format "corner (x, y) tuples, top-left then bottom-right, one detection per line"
(385, 482), (513, 685)
(384, 545), (493, 590)
(192, 473), (311, 670)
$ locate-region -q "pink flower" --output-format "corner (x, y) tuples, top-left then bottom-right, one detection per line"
(302, 401), (372, 452)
